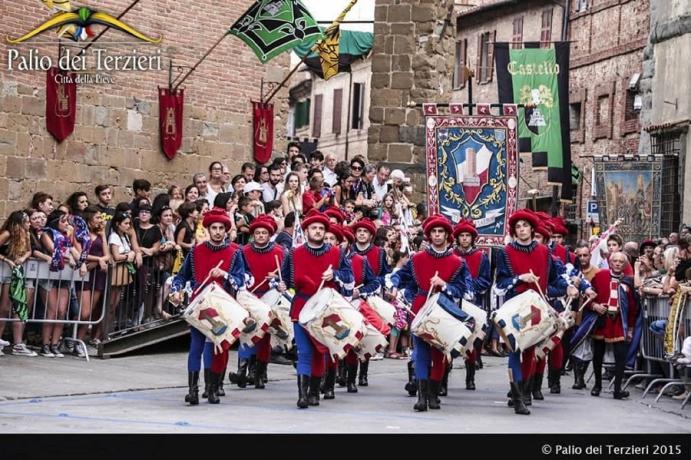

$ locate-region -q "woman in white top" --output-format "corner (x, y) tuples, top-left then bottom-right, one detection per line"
(281, 172), (303, 217)
(107, 212), (136, 332)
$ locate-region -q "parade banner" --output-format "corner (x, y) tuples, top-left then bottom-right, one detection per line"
(45, 67), (77, 142)
(495, 42), (573, 200)
(594, 158), (662, 242)
(252, 101), (273, 164)
(425, 106), (519, 245)
(159, 87), (184, 161)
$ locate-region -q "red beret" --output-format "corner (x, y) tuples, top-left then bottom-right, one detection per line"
(424, 215), (453, 241)
(249, 216), (277, 235)
(202, 208), (232, 230)
(326, 224), (344, 244)
(352, 218), (377, 236)
(301, 209), (330, 231)
(550, 217), (569, 236)
(508, 208), (538, 235)
(341, 226), (355, 245)
(324, 206), (346, 224)
(535, 224), (552, 241)
(452, 219), (478, 239)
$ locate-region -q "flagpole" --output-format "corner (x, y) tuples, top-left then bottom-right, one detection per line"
(263, 0), (359, 105)
(174, 33), (228, 91)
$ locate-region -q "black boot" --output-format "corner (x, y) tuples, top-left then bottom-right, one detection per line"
(358, 359), (369, 387)
(466, 364), (476, 390)
(475, 343), (484, 369)
(439, 366), (450, 397)
(613, 371), (629, 399)
(510, 382), (531, 415)
(184, 371), (199, 405)
(336, 360), (346, 387)
(549, 368), (561, 394)
(217, 366), (226, 396)
(297, 375), (309, 409)
(347, 363), (358, 393)
(532, 373), (544, 400)
(228, 358), (249, 388)
(202, 368), (210, 399)
(247, 355), (257, 387)
(428, 380), (441, 409)
(323, 367), (336, 400)
(405, 360), (417, 396)
(572, 359), (586, 390)
(207, 372), (221, 404)
(414, 380), (428, 412)
(254, 361), (266, 389)
(523, 378), (533, 405)
(591, 373), (602, 397)
(308, 376), (321, 406)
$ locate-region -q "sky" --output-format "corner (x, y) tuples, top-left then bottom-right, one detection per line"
(300, 0), (375, 32)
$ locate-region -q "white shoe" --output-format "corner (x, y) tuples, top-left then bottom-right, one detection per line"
(370, 353), (384, 361)
(11, 343), (37, 357)
(0, 338), (10, 347)
(50, 345), (64, 358)
(74, 343), (86, 358)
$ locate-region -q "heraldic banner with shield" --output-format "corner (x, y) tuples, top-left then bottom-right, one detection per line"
(425, 104), (519, 245)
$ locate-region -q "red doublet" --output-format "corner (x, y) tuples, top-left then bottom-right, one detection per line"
(590, 270), (637, 342)
(357, 245), (385, 277)
(242, 244), (285, 296)
(289, 245), (341, 321)
(552, 244), (574, 265)
(192, 242), (238, 300)
(352, 254), (366, 285)
(455, 247), (485, 279)
(410, 250), (463, 313)
(504, 243), (550, 294)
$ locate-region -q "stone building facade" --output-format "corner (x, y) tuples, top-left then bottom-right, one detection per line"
(0, 0), (290, 217)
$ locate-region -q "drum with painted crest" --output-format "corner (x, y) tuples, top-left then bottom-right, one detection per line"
(236, 289), (273, 347)
(355, 321), (388, 361)
(299, 288), (367, 360)
(461, 299), (488, 354)
(410, 293), (474, 359)
(364, 295), (396, 326)
(260, 288), (294, 349)
(490, 290), (559, 353)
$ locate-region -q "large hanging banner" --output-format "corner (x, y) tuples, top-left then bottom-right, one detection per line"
(594, 158), (662, 242)
(425, 105), (519, 245)
(159, 87), (184, 161)
(495, 42), (573, 200)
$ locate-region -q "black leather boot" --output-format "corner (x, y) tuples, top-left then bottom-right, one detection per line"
(523, 378), (533, 405)
(549, 368), (561, 394)
(532, 373), (544, 400)
(201, 368), (210, 399)
(358, 359), (369, 387)
(465, 364), (476, 390)
(405, 360), (417, 396)
(572, 359), (586, 390)
(591, 373), (602, 397)
(347, 363), (358, 393)
(297, 375), (309, 409)
(613, 372), (629, 399)
(207, 372), (221, 404)
(184, 371), (199, 405)
(217, 366), (226, 396)
(510, 382), (531, 415)
(336, 360), (346, 387)
(413, 380), (428, 412)
(254, 361), (266, 389)
(247, 355), (257, 386)
(428, 380), (441, 409)
(228, 358), (249, 388)
(439, 366), (450, 397)
(323, 367), (336, 400)
(308, 376), (321, 406)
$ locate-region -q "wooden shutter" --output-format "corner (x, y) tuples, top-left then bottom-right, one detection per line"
(487, 30), (496, 81)
(313, 94), (322, 138)
(541, 9), (553, 47)
(332, 88), (343, 135)
(476, 32), (484, 83)
(512, 17), (523, 49)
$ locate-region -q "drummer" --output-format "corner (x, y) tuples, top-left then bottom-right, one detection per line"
(452, 219), (492, 393)
(277, 210), (354, 409)
(350, 218), (390, 387)
(387, 214), (471, 412)
(170, 208), (249, 405)
(495, 209), (576, 415)
(238, 215), (286, 390)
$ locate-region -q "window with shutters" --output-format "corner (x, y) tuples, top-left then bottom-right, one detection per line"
(312, 94), (323, 138)
(477, 31), (495, 84)
(453, 39), (467, 89)
(540, 8), (553, 47)
(351, 83), (365, 130)
(294, 98), (310, 130)
(512, 17), (523, 49)
(332, 88), (343, 135)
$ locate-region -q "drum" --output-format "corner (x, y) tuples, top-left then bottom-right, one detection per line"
(410, 293), (474, 359)
(490, 290), (559, 353)
(183, 282), (248, 352)
(356, 300), (391, 336)
(365, 295), (396, 326)
(536, 330), (564, 361)
(299, 288), (367, 360)
(355, 322), (388, 361)
(461, 299), (488, 351)
(236, 289), (272, 347)
(260, 288), (294, 349)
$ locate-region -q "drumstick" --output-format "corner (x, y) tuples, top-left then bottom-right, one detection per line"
(426, 271), (439, 303)
(354, 284), (363, 290)
(192, 260), (224, 298)
(317, 264), (333, 292)
(275, 255), (283, 283)
(578, 296), (594, 312)
(250, 277), (269, 294)
(529, 270), (549, 304)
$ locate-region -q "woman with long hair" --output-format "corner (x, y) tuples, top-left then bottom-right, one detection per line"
(39, 210), (81, 357)
(333, 173), (354, 208)
(174, 202), (198, 257)
(106, 211), (136, 337)
(280, 172), (303, 216)
(184, 185), (199, 203)
(155, 206), (177, 320)
(0, 211), (35, 356)
(65, 192), (89, 217)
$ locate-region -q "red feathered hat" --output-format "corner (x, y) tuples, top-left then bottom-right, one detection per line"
(352, 218), (377, 236)
(249, 216), (277, 235)
(324, 206), (346, 224)
(508, 208), (538, 236)
(202, 208), (232, 230)
(326, 224), (344, 244)
(452, 219), (478, 239)
(301, 209), (330, 231)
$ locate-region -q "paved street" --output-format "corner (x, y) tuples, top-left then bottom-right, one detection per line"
(0, 341), (688, 433)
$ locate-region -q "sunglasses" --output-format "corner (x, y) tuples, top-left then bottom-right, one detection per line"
(351, 166), (362, 171)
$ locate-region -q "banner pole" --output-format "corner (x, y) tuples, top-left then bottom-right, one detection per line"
(174, 33), (228, 91)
